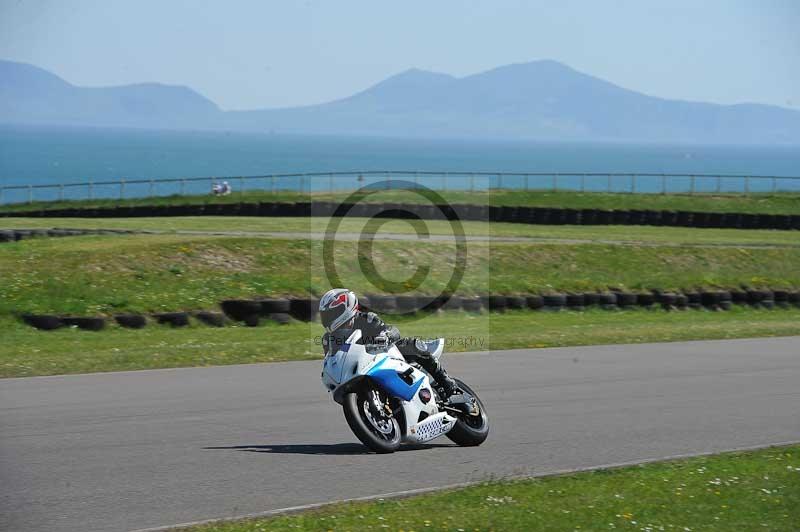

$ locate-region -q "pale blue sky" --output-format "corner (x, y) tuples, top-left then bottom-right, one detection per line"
(1, 0), (798, 110)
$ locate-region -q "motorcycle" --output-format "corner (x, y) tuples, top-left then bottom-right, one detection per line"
(321, 328), (489, 453)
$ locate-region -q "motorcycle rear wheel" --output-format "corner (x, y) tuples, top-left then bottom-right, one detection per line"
(445, 378), (489, 446)
(343, 387), (402, 453)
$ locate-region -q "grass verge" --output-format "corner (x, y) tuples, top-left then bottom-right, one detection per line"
(1, 234), (799, 316)
(3, 216), (800, 247)
(187, 444), (800, 532)
(3, 307), (800, 378)
(2, 189), (800, 214)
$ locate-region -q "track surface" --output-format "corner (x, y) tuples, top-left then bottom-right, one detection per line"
(2, 337), (799, 532)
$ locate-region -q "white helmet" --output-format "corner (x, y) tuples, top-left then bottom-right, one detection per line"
(319, 288), (359, 332)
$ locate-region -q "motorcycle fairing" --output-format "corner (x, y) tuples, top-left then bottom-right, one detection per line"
(365, 355), (425, 402)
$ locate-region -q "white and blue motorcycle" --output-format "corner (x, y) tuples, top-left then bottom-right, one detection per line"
(321, 329), (489, 453)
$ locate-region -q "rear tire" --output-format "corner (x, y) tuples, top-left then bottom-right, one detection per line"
(445, 379), (489, 447)
(343, 387), (401, 454)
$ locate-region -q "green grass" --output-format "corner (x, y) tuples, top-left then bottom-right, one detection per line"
(187, 444), (800, 532)
(2, 188), (800, 214)
(2, 234), (799, 316)
(3, 216), (800, 247)
(3, 307), (800, 378)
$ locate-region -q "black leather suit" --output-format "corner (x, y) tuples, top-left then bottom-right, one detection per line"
(322, 311), (449, 385)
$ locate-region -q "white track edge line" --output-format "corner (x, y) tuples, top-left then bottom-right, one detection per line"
(129, 439), (800, 532)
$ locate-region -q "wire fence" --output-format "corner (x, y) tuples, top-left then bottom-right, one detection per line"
(2, 170), (800, 205)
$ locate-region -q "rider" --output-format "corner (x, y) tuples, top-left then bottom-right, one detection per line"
(319, 288), (460, 400)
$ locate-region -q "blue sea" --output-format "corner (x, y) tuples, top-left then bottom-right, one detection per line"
(1, 124), (799, 204)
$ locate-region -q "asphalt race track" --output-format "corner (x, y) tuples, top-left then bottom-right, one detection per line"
(2, 337), (799, 532)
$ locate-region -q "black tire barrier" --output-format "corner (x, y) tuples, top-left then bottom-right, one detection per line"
(243, 314), (261, 327)
(369, 295), (397, 313)
(746, 289), (769, 306)
(194, 311), (226, 327)
(598, 292), (617, 310)
(358, 295), (371, 312)
(700, 291), (721, 307)
(487, 296), (508, 312)
(267, 312), (292, 325)
(731, 290), (748, 304)
(21, 314), (63, 330)
(259, 298), (291, 315)
(6, 201), (800, 231)
(220, 299), (262, 321)
(0, 230), (14, 242)
(62, 316), (106, 331)
(658, 293), (678, 309)
(566, 293), (585, 309)
(773, 290), (789, 303)
(543, 293), (567, 309)
(583, 292), (600, 307)
(288, 298), (318, 322)
(788, 291), (800, 307)
(615, 292), (637, 308)
(506, 296), (527, 310)
(442, 295), (463, 311)
(461, 297), (483, 312)
(395, 295), (420, 314)
(675, 294), (689, 309)
(153, 312), (190, 327)
(115, 314), (147, 329)
(636, 292), (656, 307)
(526, 295), (544, 310)
(684, 291), (702, 309)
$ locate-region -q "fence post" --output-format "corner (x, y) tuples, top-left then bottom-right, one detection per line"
(150, 179), (155, 198)
(772, 177), (777, 193)
(524, 174), (529, 190)
(470, 173), (475, 192)
(715, 176), (721, 194)
(120, 179), (125, 199)
(661, 174), (666, 194)
(28, 185), (33, 204)
(631, 175), (636, 194)
(59, 184), (64, 201)
(181, 179), (186, 196)
(89, 180), (94, 200)
(239, 176), (245, 196)
(690, 175), (695, 195)
(581, 174), (586, 193)
(744, 176), (750, 194)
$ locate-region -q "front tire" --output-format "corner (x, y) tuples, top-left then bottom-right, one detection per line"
(445, 378), (489, 447)
(343, 387), (402, 453)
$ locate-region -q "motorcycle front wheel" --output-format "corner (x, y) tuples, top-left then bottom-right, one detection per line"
(445, 378), (489, 447)
(343, 386), (402, 453)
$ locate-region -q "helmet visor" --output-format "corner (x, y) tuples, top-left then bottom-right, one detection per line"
(320, 306), (346, 331)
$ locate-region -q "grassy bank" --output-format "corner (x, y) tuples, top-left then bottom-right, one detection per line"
(190, 444), (800, 532)
(0, 235), (800, 315)
(3, 307), (800, 378)
(3, 216), (800, 247)
(3, 189), (800, 214)
(1, 234), (798, 316)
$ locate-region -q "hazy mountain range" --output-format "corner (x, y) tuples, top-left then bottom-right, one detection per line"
(2, 59), (799, 144)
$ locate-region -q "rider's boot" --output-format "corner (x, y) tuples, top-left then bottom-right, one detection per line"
(426, 359), (459, 400)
